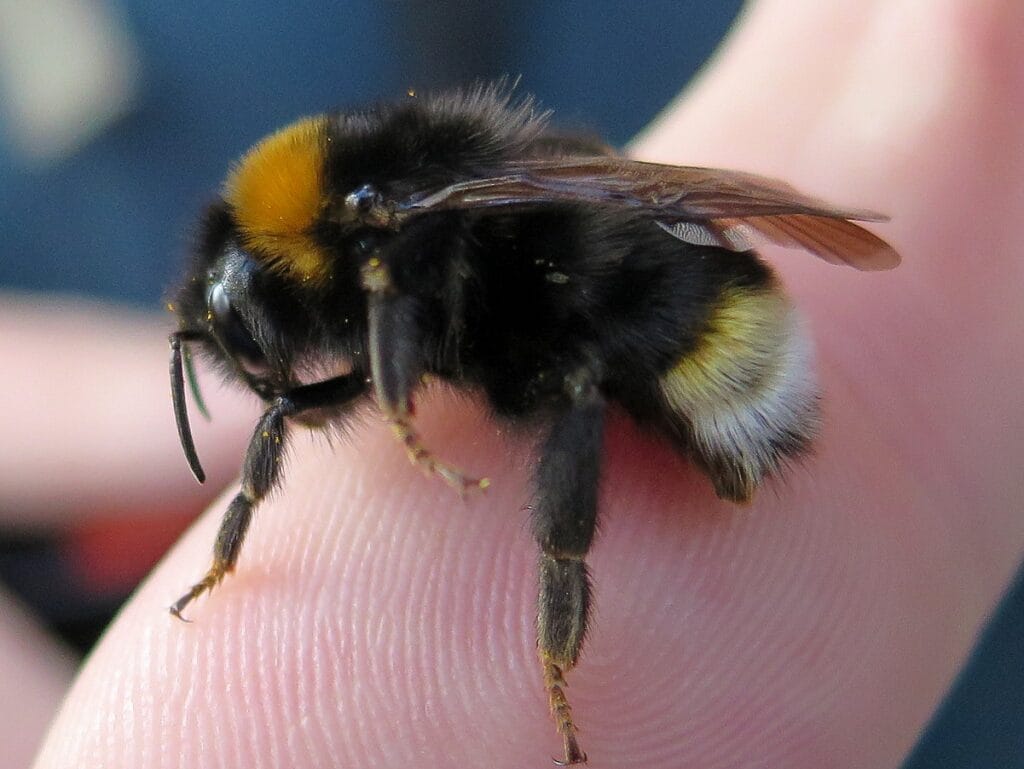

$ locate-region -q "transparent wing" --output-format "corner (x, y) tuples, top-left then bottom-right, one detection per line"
(398, 157), (900, 271)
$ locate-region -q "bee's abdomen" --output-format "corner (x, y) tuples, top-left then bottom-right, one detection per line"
(659, 283), (819, 502)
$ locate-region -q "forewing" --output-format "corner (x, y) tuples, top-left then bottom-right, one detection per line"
(399, 157), (900, 270)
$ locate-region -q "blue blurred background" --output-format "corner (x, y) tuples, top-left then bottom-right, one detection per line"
(0, 2), (1019, 766)
(0, 0), (741, 305)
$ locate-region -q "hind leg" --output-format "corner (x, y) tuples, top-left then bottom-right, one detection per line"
(532, 370), (605, 765)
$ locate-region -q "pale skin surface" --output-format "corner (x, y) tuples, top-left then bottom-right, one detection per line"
(8, 1), (1023, 766)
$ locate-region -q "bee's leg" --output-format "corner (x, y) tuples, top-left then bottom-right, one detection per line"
(386, 412), (490, 495)
(170, 373), (366, 620)
(364, 267), (488, 496)
(534, 371), (605, 765)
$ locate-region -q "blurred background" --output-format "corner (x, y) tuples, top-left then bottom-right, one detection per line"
(0, 1), (1019, 767)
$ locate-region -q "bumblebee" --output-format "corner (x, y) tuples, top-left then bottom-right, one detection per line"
(168, 84), (899, 765)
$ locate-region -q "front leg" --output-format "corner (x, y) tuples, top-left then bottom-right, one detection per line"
(170, 373), (366, 619)
(533, 369), (605, 765)
(362, 256), (488, 495)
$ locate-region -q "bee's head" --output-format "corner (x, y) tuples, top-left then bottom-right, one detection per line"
(169, 198), (311, 482)
(172, 200), (297, 392)
(168, 113), (409, 482)
(171, 115), (343, 411)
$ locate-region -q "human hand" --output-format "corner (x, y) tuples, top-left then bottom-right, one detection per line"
(32, 1), (1024, 766)
(0, 296), (258, 769)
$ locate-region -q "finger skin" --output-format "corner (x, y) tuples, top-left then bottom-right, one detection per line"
(0, 588), (76, 769)
(34, 1), (1024, 767)
(0, 296), (257, 525)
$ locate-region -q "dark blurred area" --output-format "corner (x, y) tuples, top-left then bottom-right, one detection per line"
(0, 2), (1019, 766)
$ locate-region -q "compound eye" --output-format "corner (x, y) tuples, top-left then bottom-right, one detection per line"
(207, 282), (269, 376)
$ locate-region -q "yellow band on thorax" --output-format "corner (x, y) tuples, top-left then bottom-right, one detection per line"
(224, 115), (330, 283)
